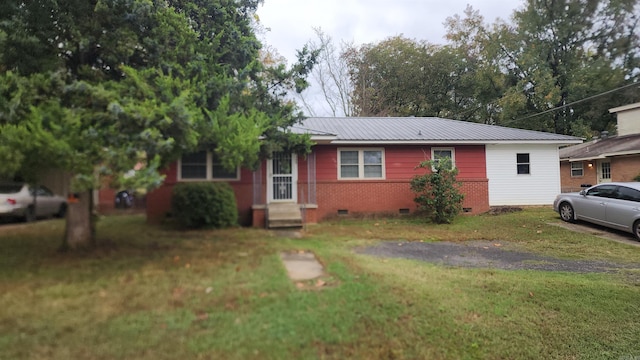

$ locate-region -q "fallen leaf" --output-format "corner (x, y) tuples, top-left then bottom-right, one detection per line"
(235, 266), (241, 272)
(173, 256), (180, 262)
(298, 250), (305, 254)
(295, 282), (305, 289)
(374, 223), (380, 226)
(205, 287), (213, 294)
(493, 243), (502, 247)
(529, 292), (534, 297)
(185, 263), (191, 268)
(195, 312), (209, 321)
(536, 230), (542, 234)
(315, 279), (326, 287)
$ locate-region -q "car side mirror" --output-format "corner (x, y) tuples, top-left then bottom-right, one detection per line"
(579, 190), (586, 196)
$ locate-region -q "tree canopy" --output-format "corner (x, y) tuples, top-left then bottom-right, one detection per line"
(0, 0), (317, 247)
(310, 0), (639, 137)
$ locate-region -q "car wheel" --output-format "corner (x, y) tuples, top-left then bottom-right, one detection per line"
(56, 204), (67, 218)
(24, 206), (36, 223)
(559, 202), (575, 223)
(633, 220), (640, 241)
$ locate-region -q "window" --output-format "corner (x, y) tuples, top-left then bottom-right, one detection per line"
(616, 186), (640, 202)
(180, 151), (207, 179)
(570, 162), (583, 177)
(516, 153), (530, 175)
(179, 151), (240, 181)
(338, 148), (384, 179)
(431, 148), (455, 169)
(586, 184), (617, 198)
(211, 152), (238, 179)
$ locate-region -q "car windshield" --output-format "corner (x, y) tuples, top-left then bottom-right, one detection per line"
(0, 184), (23, 194)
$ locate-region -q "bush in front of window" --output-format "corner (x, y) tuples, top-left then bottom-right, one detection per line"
(410, 158), (464, 224)
(171, 182), (238, 229)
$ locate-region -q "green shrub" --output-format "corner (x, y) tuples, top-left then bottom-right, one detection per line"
(634, 173), (640, 182)
(410, 158), (464, 224)
(171, 182), (238, 229)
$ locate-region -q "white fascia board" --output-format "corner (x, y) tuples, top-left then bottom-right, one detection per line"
(561, 150), (640, 162)
(309, 135), (338, 143)
(609, 102), (640, 113)
(329, 140), (583, 145)
(601, 150), (640, 157)
(561, 155), (605, 162)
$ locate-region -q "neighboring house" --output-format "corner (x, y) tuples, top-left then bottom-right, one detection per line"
(560, 102), (640, 193)
(147, 117), (581, 227)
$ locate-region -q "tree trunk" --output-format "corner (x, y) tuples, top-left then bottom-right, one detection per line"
(62, 190), (95, 250)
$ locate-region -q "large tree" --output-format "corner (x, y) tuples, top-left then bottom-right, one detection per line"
(298, 28), (354, 117)
(489, 0), (640, 135)
(0, 0), (316, 249)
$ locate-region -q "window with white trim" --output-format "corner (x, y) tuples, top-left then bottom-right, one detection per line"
(338, 148), (384, 179)
(431, 148), (455, 169)
(517, 153), (530, 174)
(178, 151), (240, 181)
(570, 162), (583, 177)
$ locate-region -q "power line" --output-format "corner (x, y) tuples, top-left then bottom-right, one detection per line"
(512, 82), (640, 123)
(452, 81), (639, 122)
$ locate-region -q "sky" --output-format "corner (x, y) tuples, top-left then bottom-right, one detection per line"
(256, 0), (523, 115)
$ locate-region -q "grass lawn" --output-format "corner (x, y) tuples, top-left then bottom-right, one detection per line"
(1, 208), (639, 359)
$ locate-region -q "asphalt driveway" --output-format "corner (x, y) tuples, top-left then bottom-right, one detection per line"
(358, 240), (640, 273)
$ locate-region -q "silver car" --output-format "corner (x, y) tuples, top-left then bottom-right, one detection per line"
(553, 182), (640, 240)
(0, 183), (67, 222)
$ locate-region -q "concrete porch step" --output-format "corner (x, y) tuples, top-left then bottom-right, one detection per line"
(267, 203), (302, 229)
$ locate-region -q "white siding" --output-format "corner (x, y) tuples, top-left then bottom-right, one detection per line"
(486, 144), (561, 205)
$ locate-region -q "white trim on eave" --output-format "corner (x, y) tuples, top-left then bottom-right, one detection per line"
(562, 150), (640, 162)
(328, 140), (582, 145)
(609, 102), (640, 114)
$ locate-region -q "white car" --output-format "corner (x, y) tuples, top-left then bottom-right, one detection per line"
(0, 183), (67, 222)
(553, 182), (640, 240)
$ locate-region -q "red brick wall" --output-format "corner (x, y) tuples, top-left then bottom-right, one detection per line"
(146, 162), (255, 226)
(315, 178), (488, 220)
(148, 144), (490, 225)
(612, 155), (640, 182)
(560, 161), (597, 192)
(560, 155), (640, 192)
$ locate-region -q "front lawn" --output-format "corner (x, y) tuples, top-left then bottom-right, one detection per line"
(1, 208), (639, 359)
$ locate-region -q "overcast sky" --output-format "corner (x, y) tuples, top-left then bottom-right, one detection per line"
(256, 1), (523, 115)
(257, 0), (521, 63)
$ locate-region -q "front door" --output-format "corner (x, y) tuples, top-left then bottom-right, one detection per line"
(267, 152), (297, 203)
(596, 160), (611, 184)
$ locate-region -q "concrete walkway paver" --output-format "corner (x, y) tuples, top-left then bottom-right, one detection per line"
(280, 251), (324, 280)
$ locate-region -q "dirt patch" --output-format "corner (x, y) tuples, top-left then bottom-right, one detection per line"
(357, 240), (640, 273)
(486, 206), (523, 215)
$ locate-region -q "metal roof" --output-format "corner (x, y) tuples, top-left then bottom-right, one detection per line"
(294, 117), (582, 144)
(559, 133), (640, 161)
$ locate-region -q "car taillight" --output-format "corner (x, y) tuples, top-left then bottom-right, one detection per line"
(6, 199), (16, 205)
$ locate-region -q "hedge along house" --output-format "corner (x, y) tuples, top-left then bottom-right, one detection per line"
(560, 102), (640, 193)
(146, 117), (581, 227)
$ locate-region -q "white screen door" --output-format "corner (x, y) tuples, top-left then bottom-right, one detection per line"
(597, 160), (611, 184)
(267, 152), (297, 202)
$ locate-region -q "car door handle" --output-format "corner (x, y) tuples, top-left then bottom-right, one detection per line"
(634, 207), (640, 212)
(599, 202), (606, 206)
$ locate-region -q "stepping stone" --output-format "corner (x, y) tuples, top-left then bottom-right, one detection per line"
(280, 251), (324, 280)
